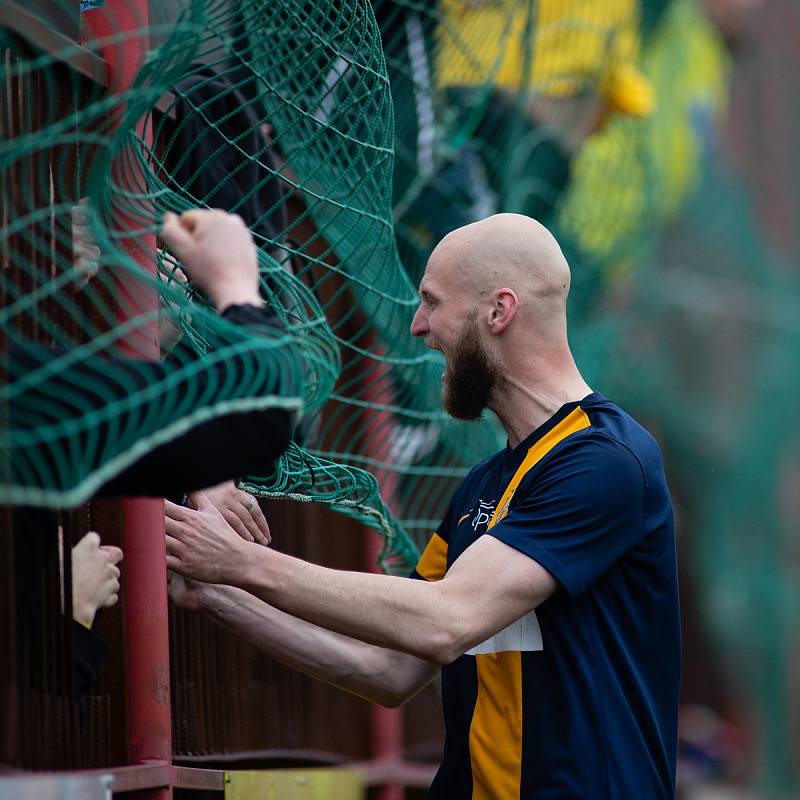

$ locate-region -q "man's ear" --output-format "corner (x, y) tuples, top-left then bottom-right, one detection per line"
(487, 288), (518, 334)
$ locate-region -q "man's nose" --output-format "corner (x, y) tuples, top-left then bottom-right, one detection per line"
(410, 306), (427, 337)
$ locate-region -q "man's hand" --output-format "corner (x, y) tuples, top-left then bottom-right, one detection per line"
(71, 532), (124, 629)
(165, 493), (254, 584)
(167, 570), (211, 612)
(160, 209), (261, 312)
(192, 482), (271, 546)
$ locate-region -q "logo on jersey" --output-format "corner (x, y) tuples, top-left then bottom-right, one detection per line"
(472, 499), (496, 531)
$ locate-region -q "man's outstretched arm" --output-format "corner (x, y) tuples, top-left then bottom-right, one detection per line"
(169, 573), (439, 708)
(165, 494), (558, 665)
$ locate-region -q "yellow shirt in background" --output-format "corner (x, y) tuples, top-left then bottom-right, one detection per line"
(436, 0), (653, 116)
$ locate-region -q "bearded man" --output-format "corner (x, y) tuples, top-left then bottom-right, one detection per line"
(166, 214), (681, 800)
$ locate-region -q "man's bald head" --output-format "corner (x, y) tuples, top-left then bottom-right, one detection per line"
(412, 214), (589, 426)
(432, 213), (570, 298)
(426, 213), (572, 341)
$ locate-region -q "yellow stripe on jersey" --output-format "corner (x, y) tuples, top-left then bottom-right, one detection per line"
(490, 406), (591, 528)
(469, 404), (591, 798)
(415, 531), (448, 581)
(470, 652), (523, 800)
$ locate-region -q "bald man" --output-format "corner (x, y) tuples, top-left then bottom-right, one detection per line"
(166, 215), (680, 799)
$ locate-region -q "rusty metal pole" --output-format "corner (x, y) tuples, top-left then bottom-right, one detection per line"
(81, 2), (171, 798)
(121, 495), (171, 798)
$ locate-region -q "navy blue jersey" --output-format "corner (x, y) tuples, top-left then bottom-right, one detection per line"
(412, 393), (680, 799)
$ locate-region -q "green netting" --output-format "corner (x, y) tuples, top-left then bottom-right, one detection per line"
(2, 1), (799, 789)
(0, 0), (734, 557)
(0, 7), (337, 511)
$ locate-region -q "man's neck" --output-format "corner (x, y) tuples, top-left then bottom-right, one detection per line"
(490, 371), (592, 449)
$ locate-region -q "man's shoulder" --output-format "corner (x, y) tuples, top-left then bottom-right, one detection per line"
(523, 428), (647, 498)
(513, 413), (655, 501)
(578, 393), (665, 468)
(510, 396), (670, 512)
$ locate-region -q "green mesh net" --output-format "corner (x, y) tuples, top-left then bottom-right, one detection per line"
(1, 0), (665, 569)
(0, 4), (335, 511)
(2, 0), (799, 789)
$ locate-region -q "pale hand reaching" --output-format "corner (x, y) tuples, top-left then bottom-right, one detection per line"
(71, 532), (123, 628)
(160, 209), (261, 312)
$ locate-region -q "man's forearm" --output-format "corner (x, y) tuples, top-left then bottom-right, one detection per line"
(198, 583), (436, 706)
(166, 506), (555, 665)
(235, 548), (461, 664)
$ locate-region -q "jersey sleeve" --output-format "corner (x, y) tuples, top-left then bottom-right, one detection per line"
(487, 434), (646, 597)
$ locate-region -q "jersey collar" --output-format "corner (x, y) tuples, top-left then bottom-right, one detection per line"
(502, 392), (601, 471)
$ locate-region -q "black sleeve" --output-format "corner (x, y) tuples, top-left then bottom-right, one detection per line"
(9, 304), (298, 501)
(72, 620), (108, 721)
(98, 304), (294, 498)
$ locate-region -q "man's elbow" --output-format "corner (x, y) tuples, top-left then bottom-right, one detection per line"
(373, 673), (435, 708)
(361, 675), (420, 708)
(374, 688), (410, 709)
(368, 653), (439, 707)
(423, 625), (467, 667)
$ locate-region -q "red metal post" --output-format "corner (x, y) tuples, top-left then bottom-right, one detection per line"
(81, 3), (171, 798)
(121, 495), (171, 792)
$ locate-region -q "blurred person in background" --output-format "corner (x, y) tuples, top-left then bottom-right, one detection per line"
(434, 0), (654, 224)
(393, 0), (655, 286)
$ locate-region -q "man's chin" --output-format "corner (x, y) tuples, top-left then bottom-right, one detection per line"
(443, 390), (485, 421)
(447, 407), (485, 422)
